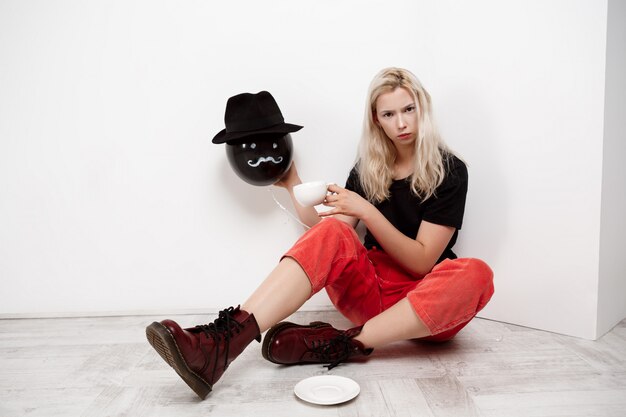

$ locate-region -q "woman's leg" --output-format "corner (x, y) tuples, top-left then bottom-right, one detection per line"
(241, 257), (312, 333)
(147, 218), (378, 398)
(244, 218), (382, 332)
(355, 257), (495, 349)
(262, 256), (494, 368)
(355, 258), (494, 348)
(354, 298), (430, 348)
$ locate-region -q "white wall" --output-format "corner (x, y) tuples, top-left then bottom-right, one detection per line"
(428, 1), (608, 340)
(0, 1), (621, 339)
(597, 0), (626, 338)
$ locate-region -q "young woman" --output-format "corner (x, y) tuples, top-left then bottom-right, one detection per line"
(146, 67), (494, 400)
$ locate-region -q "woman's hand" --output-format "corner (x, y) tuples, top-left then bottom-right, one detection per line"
(273, 162), (322, 228)
(319, 184), (374, 220)
(274, 163), (301, 190)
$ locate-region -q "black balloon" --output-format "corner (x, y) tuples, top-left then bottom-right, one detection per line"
(226, 133), (293, 186)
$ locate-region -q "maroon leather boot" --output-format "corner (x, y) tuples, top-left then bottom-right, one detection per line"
(146, 306), (261, 399)
(261, 321), (373, 369)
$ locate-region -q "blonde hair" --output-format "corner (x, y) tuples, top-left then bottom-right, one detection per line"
(357, 67), (452, 202)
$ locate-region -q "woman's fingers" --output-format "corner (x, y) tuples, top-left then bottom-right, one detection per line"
(326, 183), (343, 194)
(323, 191), (342, 205)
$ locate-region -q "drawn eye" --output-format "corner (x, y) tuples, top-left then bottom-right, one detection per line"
(273, 143), (278, 149)
(251, 143), (256, 149)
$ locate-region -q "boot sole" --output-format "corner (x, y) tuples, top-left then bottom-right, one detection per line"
(146, 322), (212, 399)
(261, 321), (331, 364)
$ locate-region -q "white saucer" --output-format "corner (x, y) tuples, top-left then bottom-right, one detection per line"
(294, 375), (360, 405)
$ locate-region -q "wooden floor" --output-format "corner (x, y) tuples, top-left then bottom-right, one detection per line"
(1, 311), (625, 417)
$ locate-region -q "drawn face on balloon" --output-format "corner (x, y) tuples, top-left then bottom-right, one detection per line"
(226, 133), (293, 186)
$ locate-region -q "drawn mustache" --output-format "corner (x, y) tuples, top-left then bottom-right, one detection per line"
(247, 156), (284, 167)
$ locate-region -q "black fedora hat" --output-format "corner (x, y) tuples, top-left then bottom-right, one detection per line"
(212, 91), (303, 144)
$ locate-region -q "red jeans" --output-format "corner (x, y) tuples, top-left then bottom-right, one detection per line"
(283, 218), (494, 341)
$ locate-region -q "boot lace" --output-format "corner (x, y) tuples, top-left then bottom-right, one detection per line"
(311, 333), (354, 370)
(194, 307), (244, 381)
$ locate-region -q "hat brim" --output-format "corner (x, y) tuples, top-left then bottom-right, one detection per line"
(212, 123), (303, 144)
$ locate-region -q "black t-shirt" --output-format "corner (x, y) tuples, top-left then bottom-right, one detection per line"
(345, 154), (468, 263)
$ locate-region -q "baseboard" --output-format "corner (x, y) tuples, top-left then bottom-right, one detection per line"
(0, 304), (337, 320)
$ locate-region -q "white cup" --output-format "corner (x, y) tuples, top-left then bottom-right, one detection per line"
(293, 181), (329, 207)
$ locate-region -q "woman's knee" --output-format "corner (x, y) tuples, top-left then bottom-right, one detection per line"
(312, 217), (353, 234)
(438, 258), (493, 285)
(464, 258), (494, 303)
(466, 258), (493, 282)
(308, 217), (359, 244)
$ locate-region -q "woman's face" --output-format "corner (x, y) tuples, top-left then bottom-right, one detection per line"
(374, 87), (418, 149)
